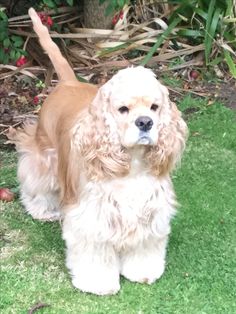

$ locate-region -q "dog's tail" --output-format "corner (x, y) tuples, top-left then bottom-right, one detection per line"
(28, 7), (76, 81)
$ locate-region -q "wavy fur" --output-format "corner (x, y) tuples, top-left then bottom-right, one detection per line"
(9, 8), (188, 296)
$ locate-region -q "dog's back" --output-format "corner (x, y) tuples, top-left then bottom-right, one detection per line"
(37, 81), (97, 149)
(7, 7), (98, 218)
(9, 8), (97, 150)
(27, 8), (97, 148)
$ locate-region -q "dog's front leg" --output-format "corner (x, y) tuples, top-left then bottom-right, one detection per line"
(120, 236), (168, 284)
(63, 211), (120, 295)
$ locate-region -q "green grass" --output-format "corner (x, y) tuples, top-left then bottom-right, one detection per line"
(1, 96), (236, 314)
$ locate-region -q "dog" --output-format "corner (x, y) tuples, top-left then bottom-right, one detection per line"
(8, 7), (188, 295)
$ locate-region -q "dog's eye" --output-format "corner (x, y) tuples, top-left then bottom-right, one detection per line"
(151, 104), (159, 111)
(118, 106), (129, 114)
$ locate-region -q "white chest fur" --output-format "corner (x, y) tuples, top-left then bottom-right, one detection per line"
(66, 148), (177, 251)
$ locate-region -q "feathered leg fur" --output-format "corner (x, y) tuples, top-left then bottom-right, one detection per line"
(7, 123), (60, 220)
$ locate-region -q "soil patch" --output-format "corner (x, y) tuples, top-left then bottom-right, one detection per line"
(0, 74), (235, 149)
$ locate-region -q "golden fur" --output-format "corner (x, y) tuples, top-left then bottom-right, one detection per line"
(8, 7), (188, 295)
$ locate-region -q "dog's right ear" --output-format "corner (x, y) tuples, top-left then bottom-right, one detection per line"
(79, 88), (131, 181)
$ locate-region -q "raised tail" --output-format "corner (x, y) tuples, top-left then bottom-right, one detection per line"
(28, 7), (77, 81)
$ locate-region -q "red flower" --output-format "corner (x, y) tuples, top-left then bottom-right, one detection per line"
(33, 96), (39, 104)
(16, 56), (27, 67)
(46, 16), (53, 27)
(112, 10), (124, 25)
(38, 12), (46, 23)
(119, 10), (124, 20)
(37, 12), (53, 27)
(112, 14), (119, 25)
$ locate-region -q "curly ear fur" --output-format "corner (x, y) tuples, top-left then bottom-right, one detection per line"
(76, 84), (131, 181)
(145, 101), (188, 177)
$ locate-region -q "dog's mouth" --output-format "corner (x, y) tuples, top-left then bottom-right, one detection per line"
(137, 133), (153, 145)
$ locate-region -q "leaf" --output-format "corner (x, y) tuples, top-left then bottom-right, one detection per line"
(194, 8), (208, 21)
(12, 35), (23, 48)
(0, 47), (4, 62)
(66, 0), (73, 6)
(98, 42), (129, 57)
(18, 49), (28, 56)
(105, 3), (115, 16)
(11, 35), (23, 42)
(3, 38), (11, 48)
(43, 0), (56, 9)
(0, 29), (8, 41)
(0, 10), (8, 21)
(204, 0), (221, 65)
(118, 0), (125, 7)
(3, 53), (9, 64)
(208, 56), (223, 66)
(204, 0), (215, 60)
(224, 50), (236, 78)
(15, 51), (21, 60)
(177, 29), (204, 38)
(10, 49), (16, 61)
(140, 17), (181, 66)
(76, 75), (88, 83)
(225, 0), (233, 16)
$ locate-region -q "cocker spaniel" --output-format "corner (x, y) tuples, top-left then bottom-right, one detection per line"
(8, 8), (188, 295)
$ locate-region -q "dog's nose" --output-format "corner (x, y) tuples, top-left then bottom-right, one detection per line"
(135, 116), (153, 132)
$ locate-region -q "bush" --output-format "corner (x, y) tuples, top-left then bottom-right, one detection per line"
(0, 0), (74, 65)
(169, 0), (236, 75)
(0, 9), (26, 64)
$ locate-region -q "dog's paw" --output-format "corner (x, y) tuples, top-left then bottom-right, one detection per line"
(29, 209), (60, 222)
(72, 269), (120, 295)
(121, 256), (165, 284)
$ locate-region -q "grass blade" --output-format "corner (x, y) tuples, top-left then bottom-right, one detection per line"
(140, 16), (181, 66)
(177, 29), (204, 38)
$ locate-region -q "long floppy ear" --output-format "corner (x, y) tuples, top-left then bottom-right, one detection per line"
(145, 98), (188, 177)
(78, 83), (131, 181)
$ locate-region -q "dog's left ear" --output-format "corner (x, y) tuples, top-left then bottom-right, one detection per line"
(146, 100), (188, 176)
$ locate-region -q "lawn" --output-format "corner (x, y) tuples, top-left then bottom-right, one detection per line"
(0, 95), (235, 314)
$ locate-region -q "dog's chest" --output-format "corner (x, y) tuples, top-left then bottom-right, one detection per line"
(102, 153), (160, 220)
(77, 152), (175, 247)
(99, 160), (174, 248)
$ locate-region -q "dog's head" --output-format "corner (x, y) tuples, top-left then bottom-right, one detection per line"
(95, 67), (171, 148)
(80, 66), (188, 179)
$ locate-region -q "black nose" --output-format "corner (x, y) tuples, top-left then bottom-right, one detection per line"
(135, 116), (153, 132)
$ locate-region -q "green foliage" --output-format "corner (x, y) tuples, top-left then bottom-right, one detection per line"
(41, 0), (74, 9)
(141, 17), (181, 65)
(99, 0), (130, 15)
(166, 0), (236, 76)
(0, 0), (74, 65)
(99, 0), (236, 77)
(0, 10), (26, 64)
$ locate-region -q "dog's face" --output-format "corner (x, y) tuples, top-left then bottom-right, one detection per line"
(97, 67), (170, 148)
(79, 66), (187, 180)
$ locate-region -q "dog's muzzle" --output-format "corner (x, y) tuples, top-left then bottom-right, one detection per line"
(135, 116), (154, 145)
(135, 116), (153, 132)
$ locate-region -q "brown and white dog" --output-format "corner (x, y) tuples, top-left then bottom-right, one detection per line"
(8, 8), (188, 295)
